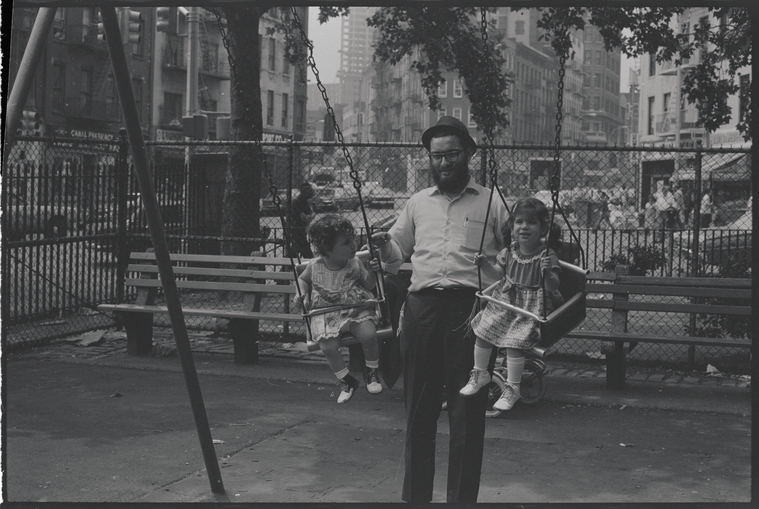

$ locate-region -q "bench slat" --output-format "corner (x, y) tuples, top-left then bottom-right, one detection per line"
(586, 284), (750, 299)
(617, 275), (751, 288)
(565, 330), (749, 348)
(615, 301), (750, 315)
(127, 264), (296, 281)
(98, 303), (303, 322)
(129, 252), (294, 266)
(125, 278), (296, 294)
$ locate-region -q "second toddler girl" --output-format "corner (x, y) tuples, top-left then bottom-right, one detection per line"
(460, 198), (563, 411)
(293, 214), (383, 403)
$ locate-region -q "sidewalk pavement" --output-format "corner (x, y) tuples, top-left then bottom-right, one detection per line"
(5, 328), (753, 504)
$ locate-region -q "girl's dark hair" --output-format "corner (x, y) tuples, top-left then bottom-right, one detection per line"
(308, 214), (355, 256)
(509, 197), (563, 253)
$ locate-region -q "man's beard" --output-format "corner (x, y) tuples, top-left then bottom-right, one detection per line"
(432, 163), (470, 194)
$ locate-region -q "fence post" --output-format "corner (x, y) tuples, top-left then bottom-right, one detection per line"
(116, 128), (130, 304)
(687, 146), (703, 365)
(606, 264), (629, 390)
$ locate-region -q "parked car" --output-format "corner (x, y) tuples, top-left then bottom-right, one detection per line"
(364, 182), (396, 209)
(4, 192), (85, 240)
(87, 198), (185, 256)
(259, 184), (336, 216)
(331, 184), (361, 211)
(677, 196), (752, 268)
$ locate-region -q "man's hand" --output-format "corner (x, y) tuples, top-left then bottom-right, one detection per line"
(370, 232), (391, 246)
(368, 257), (381, 272)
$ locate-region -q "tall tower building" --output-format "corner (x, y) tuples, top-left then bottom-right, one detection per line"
(337, 7), (378, 110)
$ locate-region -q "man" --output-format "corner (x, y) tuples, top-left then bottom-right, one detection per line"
(671, 181), (686, 229)
(371, 116), (508, 503)
(654, 183), (678, 236)
(288, 182), (315, 258)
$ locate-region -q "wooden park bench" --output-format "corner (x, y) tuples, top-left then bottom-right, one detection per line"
(98, 250), (410, 363)
(564, 266), (751, 389)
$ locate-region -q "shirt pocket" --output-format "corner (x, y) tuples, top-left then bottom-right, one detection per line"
(461, 213), (487, 251)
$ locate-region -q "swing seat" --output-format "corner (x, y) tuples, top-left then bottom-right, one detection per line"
(295, 254), (396, 353)
(531, 260), (587, 358)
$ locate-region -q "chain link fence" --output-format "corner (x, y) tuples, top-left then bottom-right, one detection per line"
(3, 136), (751, 372)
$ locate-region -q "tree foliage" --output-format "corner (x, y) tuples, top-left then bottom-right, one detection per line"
(366, 7), (512, 137)
(538, 7), (752, 140)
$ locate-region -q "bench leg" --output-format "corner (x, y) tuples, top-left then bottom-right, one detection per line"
(121, 312), (153, 355)
(230, 319), (258, 364)
(606, 341), (626, 390)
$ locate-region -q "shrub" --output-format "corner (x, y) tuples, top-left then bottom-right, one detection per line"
(601, 245), (666, 276)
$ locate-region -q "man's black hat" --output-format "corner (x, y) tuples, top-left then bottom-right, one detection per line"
(421, 116), (477, 152)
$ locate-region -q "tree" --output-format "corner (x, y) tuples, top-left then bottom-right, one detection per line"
(537, 6), (752, 140)
(367, 7), (512, 138)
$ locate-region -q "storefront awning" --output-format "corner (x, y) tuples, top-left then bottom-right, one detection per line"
(673, 153), (750, 182)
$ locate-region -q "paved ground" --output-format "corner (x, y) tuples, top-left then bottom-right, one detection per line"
(3, 329), (753, 504)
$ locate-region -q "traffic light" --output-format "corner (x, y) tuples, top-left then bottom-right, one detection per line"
(17, 110), (43, 137)
(156, 7), (170, 33)
(126, 9), (142, 44)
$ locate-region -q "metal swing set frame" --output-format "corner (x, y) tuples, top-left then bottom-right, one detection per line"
(5, 0), (588, 498)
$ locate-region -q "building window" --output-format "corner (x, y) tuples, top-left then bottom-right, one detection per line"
(52, 62), (66, 112)
(437, 107), (446, 120)
(663, 92), (671, 113)
(267, 90), (275, 125)
(283, 50), (290, 76)
(268, 38), (276, 71)
(105, 74), (118, 120)
(647, 96), (655, 135)
(163, 92), (183, 126)
(295, 98), (306, 132)
(515, 20), (524, 35)
(468, 109), (476, 127)
(53, 9), (66, 40)
(80, 68), (92, 114)
(453, 79), (463, 98)
(648, 54), (656, 76)
(438, 80), (447, 98)
(132, 78), (143, 123)
(452, 107), (462, 121)
(281, 93), (289, 128)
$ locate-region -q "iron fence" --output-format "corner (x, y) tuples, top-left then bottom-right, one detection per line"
(3, 135), (751, 372)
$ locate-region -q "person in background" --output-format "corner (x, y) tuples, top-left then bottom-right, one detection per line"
(700, 191), (713, 228)
(289, 183), (315, 259)
(644, 193), (660, 237)
(370, 116), (508, 503)
(672, 181), (686, 229)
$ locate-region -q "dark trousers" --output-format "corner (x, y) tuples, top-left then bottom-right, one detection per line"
(400, 288), (493, 503)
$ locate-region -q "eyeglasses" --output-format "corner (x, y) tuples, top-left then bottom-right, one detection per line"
(429, 150), (463, 164)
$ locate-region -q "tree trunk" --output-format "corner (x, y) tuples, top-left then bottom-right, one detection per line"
(220, 5), (269, 257)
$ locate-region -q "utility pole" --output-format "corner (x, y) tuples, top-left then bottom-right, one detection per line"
(186, 7), (200, 116)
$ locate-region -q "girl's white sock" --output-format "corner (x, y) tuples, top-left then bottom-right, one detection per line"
(334, 367), (350, 380)
(506, 356), (525, 386)
(365, 360), (379, 370)
(474, 344), (492, 372)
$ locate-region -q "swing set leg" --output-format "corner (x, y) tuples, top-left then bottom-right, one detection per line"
(606, 341), (626, 390)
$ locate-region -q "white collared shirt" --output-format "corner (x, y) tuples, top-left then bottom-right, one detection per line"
(383, 178), (509, 292)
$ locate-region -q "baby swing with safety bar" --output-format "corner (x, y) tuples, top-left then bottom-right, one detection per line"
(279, 8), (396, 353)
(473, 8), (588, 359)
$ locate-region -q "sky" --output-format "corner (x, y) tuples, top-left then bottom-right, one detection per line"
(308, 8), (341, 85)
(307, 7), (636, 92)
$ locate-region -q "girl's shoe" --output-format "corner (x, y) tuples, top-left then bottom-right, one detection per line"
(363, 368), (383, 394)
(459, 369), (491, 396)
(493, 382), (520, 411)
(337, 374), (359, 403)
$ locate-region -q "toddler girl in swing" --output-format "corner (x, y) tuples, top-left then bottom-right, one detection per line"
(293, 214), (383, 403)
(460, 197), (564, 411)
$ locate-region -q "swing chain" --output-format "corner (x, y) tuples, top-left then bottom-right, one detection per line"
(288, 8), (362, 193)
(479, 8), (499, 189)
(551, 51), (566, 201)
